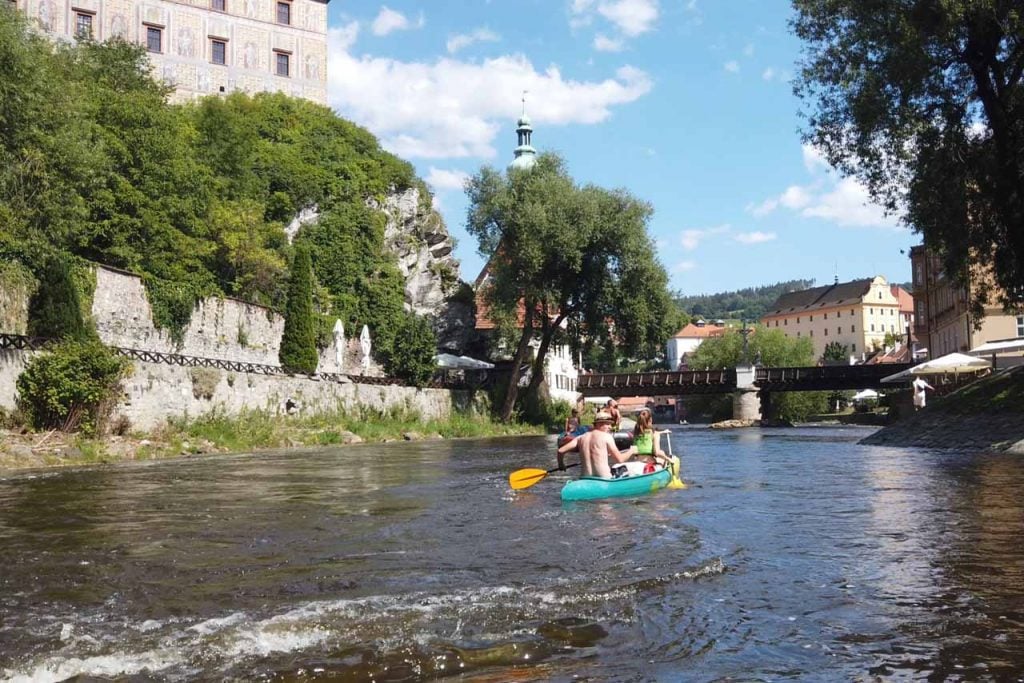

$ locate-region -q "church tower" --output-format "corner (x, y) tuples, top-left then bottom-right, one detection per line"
(508, 91), (537, 171)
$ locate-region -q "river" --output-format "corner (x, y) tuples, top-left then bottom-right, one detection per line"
(1, 425), (1023, 681)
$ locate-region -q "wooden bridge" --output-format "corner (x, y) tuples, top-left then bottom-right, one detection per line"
(576, 363), (915, 397)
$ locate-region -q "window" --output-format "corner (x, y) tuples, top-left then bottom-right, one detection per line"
(824, 328), (828, 336)
(878, 291), (882, 299)
(850, 309), (854, 316)
(275, 51), (289, 76)
(774, 320), (778, 327)
(1017, 316), (1023, 336)
(824, 313), (828, 320)
(810, 330), (814, 337)
(146, 26), (162, 53)
(871, 324), (875, 332)
(75, 12), (93, 38)
(850, 325), (855, 333)
(784, 319), (788, 326)
(211, 39), (226, 64)
(869, 307), (874, 315)
(211, 0), (225, 10)
(852, 343), (856, 352)
(837, 328), (841, 335)
(797, 317), (801, 323)
(797, 332), (801, 337)
(810, 315), (814, 321)
(276, 0), (290, 24)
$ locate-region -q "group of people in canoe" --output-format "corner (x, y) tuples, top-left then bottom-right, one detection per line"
(556, 399), (671, 480)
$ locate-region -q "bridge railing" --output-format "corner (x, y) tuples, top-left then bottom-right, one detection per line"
(578, 369), (736, 395)
(755, 363), (915, 389)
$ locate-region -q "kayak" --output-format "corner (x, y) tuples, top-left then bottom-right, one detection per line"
(561, 461), (672, 502)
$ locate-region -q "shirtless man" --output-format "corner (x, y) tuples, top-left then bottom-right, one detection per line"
(578, 410), (630, 479)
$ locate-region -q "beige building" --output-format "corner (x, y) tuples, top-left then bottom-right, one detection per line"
(10, 0), (328, 103)
(761, 276), (905, 359)
(909, 245), (1024, 358)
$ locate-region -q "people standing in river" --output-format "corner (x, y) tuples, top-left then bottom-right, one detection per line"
(605, 399), (621, 430)
(912, 376), (934, 410)
(564, 408), (581, 435)
(631, 408), (667, 465)
(578, 410), (631, 479)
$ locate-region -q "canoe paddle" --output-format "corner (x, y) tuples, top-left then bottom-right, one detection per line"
(509, 463), (579, 490)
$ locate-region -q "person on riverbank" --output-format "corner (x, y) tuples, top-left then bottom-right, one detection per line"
(912, 376), (934, 410)
(631, 408), (667, 467)
(578, 410), (631, 479)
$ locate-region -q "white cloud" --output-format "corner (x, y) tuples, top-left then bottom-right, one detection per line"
(594, 33), (624, 52)
(327, 32), (653, 159)
(672, 260), (697, 273)
(425, 167), (469, 191)
(371, 6), (423, 36)
(330, 21), (360, 52)
(748, 144), (902, 229)
(680, 224), (730, 250)
(571, 0), (659, 40)
(724, 60), (740, 74)
(762, 67), (776, 81)
(735, 231), (777, 245)
(447, 27), (499, 54)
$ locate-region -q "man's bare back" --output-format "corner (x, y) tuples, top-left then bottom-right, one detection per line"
(579, 428), (628, 479)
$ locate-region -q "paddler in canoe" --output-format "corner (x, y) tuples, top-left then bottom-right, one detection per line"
(556, 410), (631, 477)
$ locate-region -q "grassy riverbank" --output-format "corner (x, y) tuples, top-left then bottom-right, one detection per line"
(0, 409), (545, 471)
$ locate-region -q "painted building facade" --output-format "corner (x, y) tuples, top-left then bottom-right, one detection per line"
(666, 319), (726, 370)
(9, 0), (328, 103)
(761, 276), (904, 359)
(909, 245), (1024, 358)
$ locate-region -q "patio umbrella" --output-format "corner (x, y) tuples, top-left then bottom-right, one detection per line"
(909, 352), (990, 375)
(852, 389), (879, 401)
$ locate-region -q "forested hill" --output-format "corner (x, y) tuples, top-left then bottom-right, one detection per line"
(674, 279), (816, 321)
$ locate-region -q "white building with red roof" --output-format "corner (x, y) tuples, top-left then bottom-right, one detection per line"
(666, 319), (727, 370)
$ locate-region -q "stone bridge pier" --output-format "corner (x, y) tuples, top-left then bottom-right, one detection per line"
(733, 364), (761, 421)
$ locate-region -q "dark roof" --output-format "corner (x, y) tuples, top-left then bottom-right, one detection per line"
(767, 279), (874, 314)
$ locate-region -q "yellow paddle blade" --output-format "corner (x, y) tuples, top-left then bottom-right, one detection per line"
(509, 468), (550, 490)
(667, 456), (687, 490)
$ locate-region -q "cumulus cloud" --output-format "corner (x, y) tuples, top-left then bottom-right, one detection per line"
(680, 224), (730, 250)
(330, 21), (360, 52)
(748, 144), (902, 229)
(327, 31), (653, 159)
(571, 0), (659, 42)
(724, 60), (739, 74)
(594, 34), (624, 52)
(371, 6), (423, 36)
(425, 167), (470, 191)
(447, 27), (499, 54)
(735, 231), (777, 244)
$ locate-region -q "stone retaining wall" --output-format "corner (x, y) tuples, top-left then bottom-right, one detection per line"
(0, 350), (478, 430)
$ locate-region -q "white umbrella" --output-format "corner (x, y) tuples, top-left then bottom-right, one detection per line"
(909, 352), (990, 375)
(881, 352), (990, 384)
(434, 353), (494, 370)
(852, 389), (879, 401)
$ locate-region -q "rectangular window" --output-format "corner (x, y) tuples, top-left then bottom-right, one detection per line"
(824, 313), (828, 320)
(784, 319), (787, 326)
(211, 39), (226, 64)
(810, 315), (814, 321)
(850, 325), (855, 333)
(211, 0), (225, 10)
(852, 343), (856, 352)
(275, 51), (289, 76)
(837, 327), (841, 335)
(276, 0), (290, 24)
(75, 12), (93, 38)
(869, 307), (874, 315)
(1017, 316), (1023, 337)
(824, 328), (828, 336)
(871, 324), (875, 332)
(850, 309), (854, 316)
(797, 317), (801, 323)
(146, 26), (162, 53)
(810, 329), (814, 337)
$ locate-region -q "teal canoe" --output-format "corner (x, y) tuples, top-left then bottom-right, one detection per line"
(561, 466), (671, 502)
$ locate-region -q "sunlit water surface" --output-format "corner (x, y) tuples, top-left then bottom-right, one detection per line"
(1, 426), (1023, 681)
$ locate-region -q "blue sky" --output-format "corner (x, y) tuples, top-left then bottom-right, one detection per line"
(325, 0), (916, 295)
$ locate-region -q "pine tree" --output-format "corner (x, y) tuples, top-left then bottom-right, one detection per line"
(278, 245), (318, 373)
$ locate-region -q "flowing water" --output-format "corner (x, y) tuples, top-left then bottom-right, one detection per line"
(1, 426), (1023, 681)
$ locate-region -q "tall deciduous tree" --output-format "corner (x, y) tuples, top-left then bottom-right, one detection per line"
(279, 244), (318, 373)
(466, 153), (678, 423)
(792, 1), (1024, 318)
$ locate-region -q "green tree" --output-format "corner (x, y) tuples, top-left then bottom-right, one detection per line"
(384, 312), (437, 387)
(466, 153), (678, 422)
(27, 254), (92, 341)
(792, 1), (1024, 318)
(279, 245), (318, 373)
(822, 340), (848, 364)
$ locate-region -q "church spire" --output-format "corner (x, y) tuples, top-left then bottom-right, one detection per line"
(509, 90), (537, 171)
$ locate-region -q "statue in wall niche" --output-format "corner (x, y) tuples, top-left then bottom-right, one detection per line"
(243, 42), (257, 69)
(177, 27), (195, 57)
(360, 325), (371, 374)
(110, 13), (126, 38)
(37, 0), (53, 31)
(333, 319), (345, 373)
(305, 55), (319, 80)
(197, 68), (210, 92)
(162, 64), (176, 85)
(245, 0), (257, 18)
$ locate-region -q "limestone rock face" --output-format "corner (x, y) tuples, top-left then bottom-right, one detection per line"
(374, 187), (475, 352)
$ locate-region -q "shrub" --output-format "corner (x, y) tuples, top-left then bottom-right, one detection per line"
(279, 244), (318, 373)
(16, 340), (130, 435)
(384, 312), (437, 387)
